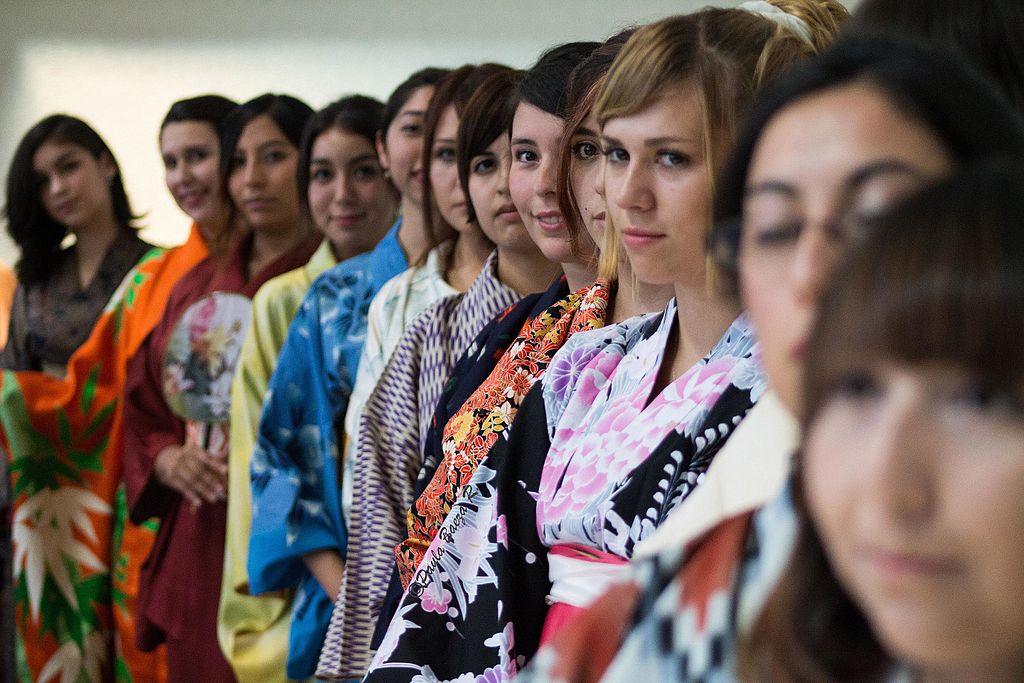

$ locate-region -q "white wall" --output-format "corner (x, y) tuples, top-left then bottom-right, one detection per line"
(0, 0), (855, 265)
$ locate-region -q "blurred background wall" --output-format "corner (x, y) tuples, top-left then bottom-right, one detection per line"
(0, 0), (856, 265)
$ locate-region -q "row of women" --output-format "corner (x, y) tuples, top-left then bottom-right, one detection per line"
(3, 0), (1023, 680)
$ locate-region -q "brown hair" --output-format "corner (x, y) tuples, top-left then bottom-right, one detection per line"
(593, 2), (840, 290)
(742, 159), (1024, 680)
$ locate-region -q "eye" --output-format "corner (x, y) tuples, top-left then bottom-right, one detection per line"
(572, 140), (600, 162)
(162, 155), (177, 171)
(311, 167), (333, 182)
(951, 380), (1024, 418)
(751, 221), (801, 248)
(184, 148), (210, 164)
(434, 146), (456, 163)
(262, 148), (288, 164)
(514, 148), (538, 164)
(656, 150), (693, 168)
(832, 370), (882, 403)
(56, 159), (81, 174)
(401, 123), (423, 137)
(353, 164), (382, 180)
(603, 147), (628, 164)
(472, 155), (497, 175)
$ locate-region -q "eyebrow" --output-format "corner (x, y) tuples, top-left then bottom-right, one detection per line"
(510, 137), (536, 147)
(398, 111), (426, 120)
(347, 153), (380, 166)
(434, 137), (457, 145)
(575, 126), (599, 138)
(744, 180), (798, 200)
(843, 158), (930, 192)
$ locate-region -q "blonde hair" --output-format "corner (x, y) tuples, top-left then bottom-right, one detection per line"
(594, 1), (844, 289)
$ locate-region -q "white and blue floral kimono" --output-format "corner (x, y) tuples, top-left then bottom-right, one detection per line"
(246, 218), (407, 679)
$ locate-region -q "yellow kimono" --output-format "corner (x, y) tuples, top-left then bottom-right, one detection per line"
(218, 239), (335, 682)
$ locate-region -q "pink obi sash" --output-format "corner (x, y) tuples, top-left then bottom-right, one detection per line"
(539, 544), (630, 645)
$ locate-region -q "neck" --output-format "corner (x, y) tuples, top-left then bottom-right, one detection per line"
(446, 227), (492, 293)
(396, 196), (431, 265)
(248, 222), (309, 278)
(561, 259), (597, 293)
(672, 280), (739, 371)
(195, 208), (230, 248)
(609, 261), (675, 323)
(72, 214), (121, 288)
(496, 245), (561, 296)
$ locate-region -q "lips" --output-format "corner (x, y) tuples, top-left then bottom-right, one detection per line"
(861, 546), (962, 579)
(621, 227), (665, 248)
(176, 187), (207, 211)
(534, 210), (565, 233)
(330, 213), (366, 228)
(243, 197), (275, 212)
(496, 203), (520, 220)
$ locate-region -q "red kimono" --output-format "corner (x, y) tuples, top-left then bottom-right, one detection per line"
(123, 231), (319, 681)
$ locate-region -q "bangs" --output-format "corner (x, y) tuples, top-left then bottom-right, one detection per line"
(805, 161), (1024, 418)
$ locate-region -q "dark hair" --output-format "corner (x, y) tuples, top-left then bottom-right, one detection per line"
(850, 0), (1024, 112)
(421, 64), (512, 241)
(743, 159), (1024, 681)
(457, 69), (524, 225)
(381, 66), (450, 142)
(160, 94), (237, 132)
(518, 42), (600, 119)
(4, 114), (139, 285)
(711, 36), (1024, 298)
(557, 29), (635, 268)
(297, 94), (389, 220)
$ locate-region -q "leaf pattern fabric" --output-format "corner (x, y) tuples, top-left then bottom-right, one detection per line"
(362, 300), (766, 681)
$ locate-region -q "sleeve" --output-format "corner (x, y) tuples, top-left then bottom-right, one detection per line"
(342, 288), (389, 474)
(247, 286), (348, 595)
(0, 285), (32, 370)
(122, 321), (184, 524)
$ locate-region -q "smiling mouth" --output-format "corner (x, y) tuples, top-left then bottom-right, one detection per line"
(535, 212), (564, 232)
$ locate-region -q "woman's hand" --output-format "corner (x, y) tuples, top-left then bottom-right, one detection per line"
(153, 443), (228, 508)
(302, 549), (346, 601)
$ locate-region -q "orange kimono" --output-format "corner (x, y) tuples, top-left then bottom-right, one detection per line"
(2, 225), (207, 683)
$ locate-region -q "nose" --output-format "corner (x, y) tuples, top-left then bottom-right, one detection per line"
(47, 173), (66, 197)
(497, 154), (512, 197)
(613, 161), (652, 212)
(333, 172), (357, 206)
(242, 158), (265, 187)
(866, 385), (937, 525)
(791, 228), (839, 305)
(595, 157), (606, 199)
(533, 153), (557, 198)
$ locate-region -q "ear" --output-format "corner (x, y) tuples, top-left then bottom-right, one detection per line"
(376, 131), (390, 171)
(98, 152), (117, 181)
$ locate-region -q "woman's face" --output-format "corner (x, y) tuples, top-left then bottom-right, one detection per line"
(601, 83), (710, 287)
(569, 112), (606, 245)
(161, 120), (224, 228)
(740, 83), (953, 413)
(429, 105), (470, 232)
(227, 114), (302, 235)
(33, 139), (115, 233)
(307, 126), (395, 257)
(379, 85), (434, 207)
(468, 135), (532, 253)
(509, 102), (576, 265)
(804, 362), (1024, 679)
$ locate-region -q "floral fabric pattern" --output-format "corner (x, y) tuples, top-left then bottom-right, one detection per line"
(361, 300), (765, 682)
(396, 280), (610, 587)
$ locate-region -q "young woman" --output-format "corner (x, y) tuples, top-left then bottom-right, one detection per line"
(326, 64), (573, 680)
(517, 37), (1024, 683)
(123, 93), (319, 681)
(1, 115), (151, 376)
(218, 94), (395, 682)
(746, 160), (1024, 682)
(3, 95), (236, 683)
(363, 7), (831, 681)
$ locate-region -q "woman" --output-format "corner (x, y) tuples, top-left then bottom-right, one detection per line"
(519, 36), (1024, 683)
(3, 95), (235, 683)
(1, 115), (151, 376)
(327, 63), (572, 680)
(123, 93), (319, 681)
(367, 7), (832, 681)
(219, 94), (395, 682)
(745, 160), (1024, 681)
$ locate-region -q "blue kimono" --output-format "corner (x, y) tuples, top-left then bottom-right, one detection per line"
(247, 218), (407, 678)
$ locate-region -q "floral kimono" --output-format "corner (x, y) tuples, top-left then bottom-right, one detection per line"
(395, 280), (611, 587)
(217, 237), (336, 682)
(123, 231), (319, 681)
(242, 219), (407, 680)
(3, 224), (207, 683)
(363, 300), (765, 681)
(519, 486), (798, 682)
(317, 250), (522, 679)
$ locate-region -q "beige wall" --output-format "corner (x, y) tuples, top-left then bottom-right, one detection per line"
(0, 0), (855, 266)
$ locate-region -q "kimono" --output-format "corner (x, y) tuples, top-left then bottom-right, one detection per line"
(1, 230), (151, 376)
(363, 300), (765, 681)
(395, 280), (611, 587)
(342, 241), (457, 521)
(0, 258), (17, 349)
(245, 219), (407, 679)
(123, 230), (319, 681)
(3, 224), (207, 683)
(218, 238), (336, 682)
(518, 486), (798, 682)
(317, 250), (522, 680)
